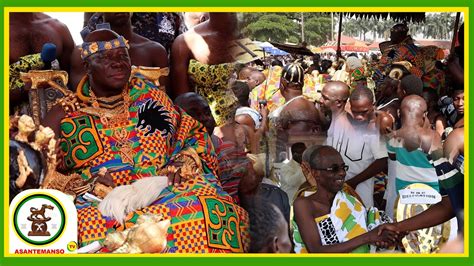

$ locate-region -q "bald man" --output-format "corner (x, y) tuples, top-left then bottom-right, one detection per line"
(175, 92), (216, 136)
(278, 97), (322, 135)
(378, 96), (463, 237)
(319, 81), (350, 116)
(320, 81), (350, 143)
(384, 95), (440, 218)
(246, 70), (266, 90)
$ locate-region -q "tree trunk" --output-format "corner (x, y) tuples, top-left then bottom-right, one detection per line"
(301, 12), (305, 43)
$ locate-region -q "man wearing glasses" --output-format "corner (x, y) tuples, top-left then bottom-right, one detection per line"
(292, 145), (395, 253)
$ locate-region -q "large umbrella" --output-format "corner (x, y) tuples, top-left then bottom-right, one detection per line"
(263, 47), (289, 56)
(270, 42), (314, 56)
(321, 35), (369, 53)
(259, 41), (274, 49)
(322, 47), (336, 53)
(232, 38), (265, 64)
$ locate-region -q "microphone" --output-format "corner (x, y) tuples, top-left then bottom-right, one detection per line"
(40, 43), (57, 69)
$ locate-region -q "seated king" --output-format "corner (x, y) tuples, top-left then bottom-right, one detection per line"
(41, 29), (249, 253)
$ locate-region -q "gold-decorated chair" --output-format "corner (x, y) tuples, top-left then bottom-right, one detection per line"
(20, 70), (70, 126)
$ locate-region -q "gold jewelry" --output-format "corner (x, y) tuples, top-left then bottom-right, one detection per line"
(77, 77), (135, 166)
(80, 36), (130, 60)
(41, 170), (89, 199)
(81, 88), (131, 127)
(113, 127), (135, 166)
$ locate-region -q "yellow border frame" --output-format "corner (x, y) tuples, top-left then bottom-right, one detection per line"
(3, 6), (469, 258)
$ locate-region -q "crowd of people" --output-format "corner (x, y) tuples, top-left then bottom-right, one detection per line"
(9, 12), (465, 254)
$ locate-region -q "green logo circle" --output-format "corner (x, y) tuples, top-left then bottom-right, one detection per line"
(13, 194), (66, 246)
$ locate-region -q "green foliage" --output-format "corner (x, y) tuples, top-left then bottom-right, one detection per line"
(341, 13), (457, 42)
(242, 13), (298, 43)
(422, 13), (456, 39)
(342, 18), (395, 41)
(239, 12), (458, 46)
(304, 16), (332, 45)
(240, 12), (332, 45)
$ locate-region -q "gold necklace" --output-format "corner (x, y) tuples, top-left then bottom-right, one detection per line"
(80, 88), (135, 166)
(81, 89), (131, 127)
(95, 93), (125, 109)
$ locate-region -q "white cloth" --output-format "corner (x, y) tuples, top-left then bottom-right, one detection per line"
(346, 56), (363, 71)
(384, 157), (397, 219)
(272, 159), (306, 204)
(331, 68), (349, 83)
(324, 112), (388, 208)
(235, 107), (263, 129)
(268, 95), (305, 122)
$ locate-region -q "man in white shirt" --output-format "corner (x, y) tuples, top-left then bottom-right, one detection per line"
(322, 83), (388, 207)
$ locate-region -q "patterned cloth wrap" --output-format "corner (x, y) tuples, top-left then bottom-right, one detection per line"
(307, 73), (331, 103)
(60, 74), (249, 253)
(9, 53), (44, 92)
(250, 66), (319, 112)
(187, 59), (239, 127)
(427, 148), (464, 221)
(349, 66), (369, 91)
(374, 36), (423, 86)
(214, 138), (253, 205)
(249, 66), (285, 113)
(373, 172), (387, 194)
(292, 185), (390, 253)
(375, 37), (445, 90)
(417, 46), (445, 91)
(302, 74), (321, 102)
(422, 69), (446, 93)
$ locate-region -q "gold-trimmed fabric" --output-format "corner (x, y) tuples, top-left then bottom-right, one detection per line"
(59, 73), (249, 253)
(80, 36), (130, 60)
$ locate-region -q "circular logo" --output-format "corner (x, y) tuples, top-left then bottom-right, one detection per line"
(67, 241), (78, 251)
(13, 194), (66, 246)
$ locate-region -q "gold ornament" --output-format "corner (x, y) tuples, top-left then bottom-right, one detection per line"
(20, 70), (68, 90)
(16, 150), (33, 188)
(93, 183), (113, 199)
(80, 86), (136, 166)
(15, 115), (36, 143)
(131, 66), (169, 88)
(156, 148), (203, 180)
(104, 214), (170, 253)
(41, 170), (90, 198)
(113, 127), (135, 166)
(395, 183), (451, 253)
